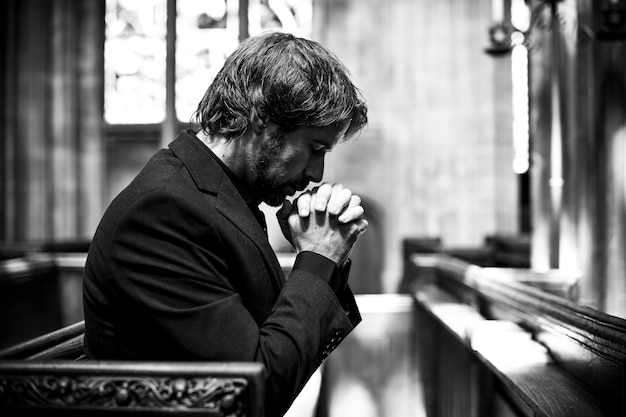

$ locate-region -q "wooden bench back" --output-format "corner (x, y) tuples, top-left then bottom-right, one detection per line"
(0, 321), (266, 416)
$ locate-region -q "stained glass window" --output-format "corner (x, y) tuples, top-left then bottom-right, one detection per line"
(104, 0), (167, 124)
(105, 0), (312, 125)
(248, 0), (312, 37)
(175, 0), (240, 122)
(175, 0), (312, 122)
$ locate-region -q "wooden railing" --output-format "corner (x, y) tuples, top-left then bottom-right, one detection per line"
(0, 321), (266, 416)
(407, 251), (626, 417)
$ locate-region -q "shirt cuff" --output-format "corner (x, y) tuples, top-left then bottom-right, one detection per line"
(294, 251), (351, 291)
(293, 250), (336, 279)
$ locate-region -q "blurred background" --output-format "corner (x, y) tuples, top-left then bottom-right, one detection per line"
(1, 0), (530, 295)
(1, 1), (626, 416)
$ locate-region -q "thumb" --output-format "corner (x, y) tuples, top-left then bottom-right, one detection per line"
(276, 200), (295, 247)
(276, 199), (293, 222)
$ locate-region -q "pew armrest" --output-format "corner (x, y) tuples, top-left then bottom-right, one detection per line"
(0, 320), (85, 360)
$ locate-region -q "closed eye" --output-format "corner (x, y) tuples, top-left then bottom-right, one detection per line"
(312, 143), (331, 154)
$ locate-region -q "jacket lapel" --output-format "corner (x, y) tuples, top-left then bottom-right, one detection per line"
(168, 131), (285, 289)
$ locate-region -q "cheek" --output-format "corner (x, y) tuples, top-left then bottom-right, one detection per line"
(271, 149), (309, 179)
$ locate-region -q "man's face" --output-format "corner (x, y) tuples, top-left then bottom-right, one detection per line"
(250, 121), (351, 206)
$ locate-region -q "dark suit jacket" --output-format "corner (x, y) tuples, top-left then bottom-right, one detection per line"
(82, 130), (361, 416)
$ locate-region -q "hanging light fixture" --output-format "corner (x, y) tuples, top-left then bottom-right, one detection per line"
(484, 0), (535, 56)
(484, 0), (514, 55)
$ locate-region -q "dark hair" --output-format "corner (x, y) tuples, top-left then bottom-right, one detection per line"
(193, 31), (367, 140)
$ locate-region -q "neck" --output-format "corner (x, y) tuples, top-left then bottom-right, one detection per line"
(196, 130), (232, 162)
(195, 130), (260, 206)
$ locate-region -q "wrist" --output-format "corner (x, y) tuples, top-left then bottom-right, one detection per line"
(296, 246), (342, 265)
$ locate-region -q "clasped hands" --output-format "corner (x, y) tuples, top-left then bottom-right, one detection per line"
(277, 183), (368, 266)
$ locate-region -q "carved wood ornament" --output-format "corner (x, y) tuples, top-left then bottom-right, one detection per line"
(0, 374), (249, 416)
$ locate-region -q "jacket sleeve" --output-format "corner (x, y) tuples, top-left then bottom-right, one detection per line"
(110, 190), (361, 416)
(291, 251), (361, 325)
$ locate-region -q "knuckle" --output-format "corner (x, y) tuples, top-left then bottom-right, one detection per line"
(332, 183), (344, 192)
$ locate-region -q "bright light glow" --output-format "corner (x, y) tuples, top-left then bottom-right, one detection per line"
(549, 177), (564, 187)
(328, 378), (378, 417)
(105, 0), (315, 124)
(427, 305), (552, 372)
(511, 31), (525, 46)
(175, 0), (240, 121)
(491, 0), (504, 22)
(469, 320), (551, 371)
(429, 303), (486, 340)
(511, 43), (530, 174)
(104, 0), (167, 124)
(355, 294), (414, 314)
(248, 0), (313, 37)
(511, 0), (531, 32)
(176, 0), (313, 121)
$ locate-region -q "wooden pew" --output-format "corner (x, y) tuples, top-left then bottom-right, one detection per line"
(0, 240), (91, 350)
(0, 321), (266, 416)
(400, 235), (571, 301)
(407, 252), (625, 417)
(0, 320), (85, 361)
(400, 234), (531, 269)
(0, 254), (62, 349)
(483, 234), (530, 268)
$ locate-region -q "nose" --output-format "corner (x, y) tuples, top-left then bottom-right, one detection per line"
(304, 153), (325, 183)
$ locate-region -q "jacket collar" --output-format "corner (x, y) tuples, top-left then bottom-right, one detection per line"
(168, 129), (224, 194)
(168, 130), (285, 288)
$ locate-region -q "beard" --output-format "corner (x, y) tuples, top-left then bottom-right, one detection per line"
(253, 133), (303, 207)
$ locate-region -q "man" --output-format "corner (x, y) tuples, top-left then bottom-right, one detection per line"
(83, 31), (368, 417)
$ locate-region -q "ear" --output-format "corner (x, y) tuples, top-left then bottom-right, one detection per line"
(250, 110), (266, 135)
